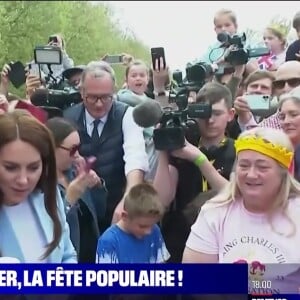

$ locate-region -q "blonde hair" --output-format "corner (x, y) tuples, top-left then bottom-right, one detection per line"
(265, 19), (291, 47)
(214, 9), (237, 27)
(124, 183), (165, 218)
(202, 127), (299, 237)
(265, 27), (287, 48)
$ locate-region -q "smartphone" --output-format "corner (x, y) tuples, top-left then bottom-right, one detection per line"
(7, 61), (26, 88)
(245, 94), (271, 110)
(27, 63), (40, 77)
(48, 35), (58, 44)
(151, 47), (166, 71)
(15, 101), (48, 123)
(104, 55), (123, 64)
(85, 156), (97, 173)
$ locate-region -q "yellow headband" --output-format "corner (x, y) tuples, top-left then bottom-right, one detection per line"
(234, 136), (293, 168)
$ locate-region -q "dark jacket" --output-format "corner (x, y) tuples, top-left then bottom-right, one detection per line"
(58, 168), (107, 263)
(63, 101), (128, 232)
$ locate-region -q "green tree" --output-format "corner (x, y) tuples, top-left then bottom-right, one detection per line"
(0, 1), (150, 96)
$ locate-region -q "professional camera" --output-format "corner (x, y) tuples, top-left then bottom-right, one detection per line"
(31, 85), (82, 111)
(153, 65), (212, 151)
(169, 61), (215, 104)
(217, 32), (270, 66)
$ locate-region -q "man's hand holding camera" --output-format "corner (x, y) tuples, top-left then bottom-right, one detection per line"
(171, 139), (204, 163)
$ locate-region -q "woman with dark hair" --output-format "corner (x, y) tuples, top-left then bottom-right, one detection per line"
(0, 110), (76, 262)
(46, 117), (107, 263)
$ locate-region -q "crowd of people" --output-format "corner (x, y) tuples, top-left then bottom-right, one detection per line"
(0, 6), (300, 300)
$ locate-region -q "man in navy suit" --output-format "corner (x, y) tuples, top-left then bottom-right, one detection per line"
(64, 61), (149, 232)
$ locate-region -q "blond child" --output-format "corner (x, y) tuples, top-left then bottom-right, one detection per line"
(96, 183), (169, 263)
(197, 9), (238, 64)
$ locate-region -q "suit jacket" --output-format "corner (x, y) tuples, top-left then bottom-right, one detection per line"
(63, 103), (109, 222)
(0, 188), (77, 263)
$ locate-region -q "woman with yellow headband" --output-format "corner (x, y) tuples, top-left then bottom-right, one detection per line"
(183, 128), (300, 271)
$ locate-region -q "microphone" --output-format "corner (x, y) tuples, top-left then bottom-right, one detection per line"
(133, 100), (164, 128)
(118, 91), (144, 107)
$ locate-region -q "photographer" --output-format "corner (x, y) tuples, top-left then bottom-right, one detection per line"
(28, 65), (82, 113)
(213, 64), (246, 140)
(30, 33), (74, 85)
(234, 70), (275, 131)
(62, 65), (85, 88)
(153, 82), (236, 263)
(197, 9), (238, 64)
(235, 61), (300, 131)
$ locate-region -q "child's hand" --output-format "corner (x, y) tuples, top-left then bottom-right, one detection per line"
(152, 57), (170, 93)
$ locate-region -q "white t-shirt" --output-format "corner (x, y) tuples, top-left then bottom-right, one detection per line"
(3, 200), (47, 263)
(186, 197), (300, 294)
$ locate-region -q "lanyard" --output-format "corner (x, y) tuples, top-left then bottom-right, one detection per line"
(198, 137), (227, 192)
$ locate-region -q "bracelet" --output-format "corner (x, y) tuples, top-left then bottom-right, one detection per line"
(99, 177), (108, 192)
(193, 153), (207, 167)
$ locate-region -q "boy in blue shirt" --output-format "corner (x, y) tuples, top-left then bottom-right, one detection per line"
(96, 183), (170, 263)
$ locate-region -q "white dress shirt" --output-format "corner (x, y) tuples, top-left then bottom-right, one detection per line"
(85, 103), (149, 176)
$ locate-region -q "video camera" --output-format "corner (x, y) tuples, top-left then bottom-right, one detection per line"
(31, 86), (82, 111)
(169, 61), (215, 105)
(153, 63), (212, 151)
(33, 46), (81, 110)
(217, 32), (270, 66)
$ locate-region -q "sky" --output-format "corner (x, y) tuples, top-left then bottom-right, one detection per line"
(98, 1), (300, 71)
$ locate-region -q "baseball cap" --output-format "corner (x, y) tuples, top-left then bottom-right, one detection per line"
(62, 65), (86, 80)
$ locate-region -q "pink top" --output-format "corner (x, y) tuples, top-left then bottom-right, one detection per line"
(186, 198), (300, 293)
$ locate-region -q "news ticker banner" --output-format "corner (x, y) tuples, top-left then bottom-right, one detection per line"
(0, 264), (248, 294)
(1, 264), (299, 295)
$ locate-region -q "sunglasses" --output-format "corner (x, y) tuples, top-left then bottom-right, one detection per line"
(273, 78), (300, 90)
(59, 144), (80, 156)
